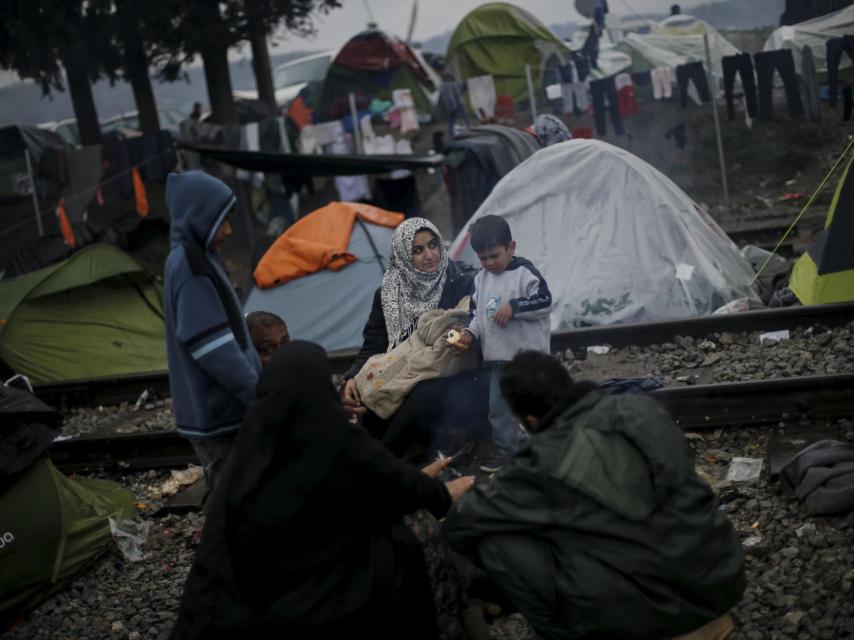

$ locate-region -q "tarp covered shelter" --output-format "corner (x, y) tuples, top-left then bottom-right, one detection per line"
(615, 14), (740, 78)
(446, 3), (569, 105)
(0, 125), (67, 201)
(245, 202), (403, 352)
(450, 140), (762, 328)
(180, 143), (444, 176)
(0, 385), (135, 628)
(0, 243), (167, 383)
(765, 5), (854, 77)
(790, 154), (854, 304)
(444, 124), (541, 234)
(316, 30), (440, 119)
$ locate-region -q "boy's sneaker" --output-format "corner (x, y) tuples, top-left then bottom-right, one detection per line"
(479, 450), (510, 474)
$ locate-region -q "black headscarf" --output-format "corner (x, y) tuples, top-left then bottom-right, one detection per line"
(170, 341), (449, 640)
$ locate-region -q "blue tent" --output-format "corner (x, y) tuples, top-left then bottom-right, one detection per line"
(244, 221), (394, 352)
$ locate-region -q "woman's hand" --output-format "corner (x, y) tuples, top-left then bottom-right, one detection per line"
(445, 476), (476, 502)
(341, 378), (367, 415)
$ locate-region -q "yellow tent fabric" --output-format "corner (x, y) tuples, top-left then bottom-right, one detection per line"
(790, 155), (854, 304)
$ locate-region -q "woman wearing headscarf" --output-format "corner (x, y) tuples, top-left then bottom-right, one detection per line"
(169, 341), (475, 640)
(341, 217), (476, 440)
(533, 114), (572, 147)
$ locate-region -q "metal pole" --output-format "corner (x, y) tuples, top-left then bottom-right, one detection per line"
(23, 149), (44, 236)
(704, 33), (729, 205)
(348, 93), (363, 155)
(525, 64), (538, 121)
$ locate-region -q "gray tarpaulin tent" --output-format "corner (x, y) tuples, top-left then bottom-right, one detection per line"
(450, 139), (761, 328)
(243, 219), (394, 352)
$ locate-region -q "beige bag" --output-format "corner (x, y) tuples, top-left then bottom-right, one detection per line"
(355, 299), (478, 419)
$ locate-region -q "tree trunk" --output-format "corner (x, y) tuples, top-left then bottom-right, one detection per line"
(201, 43), (236, 124)
(249, 24), (277, 111)
(123, 31), (161, 137)
(61, 41), (102, 146)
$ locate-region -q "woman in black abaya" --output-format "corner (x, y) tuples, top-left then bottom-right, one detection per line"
(169, 341), (474, 640)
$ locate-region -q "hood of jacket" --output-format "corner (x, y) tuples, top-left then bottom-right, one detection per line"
(550, 390), (687, 522)
(166, 171), (236, 250)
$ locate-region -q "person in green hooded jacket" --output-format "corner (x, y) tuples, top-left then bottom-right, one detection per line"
(443, 351), (745, 640)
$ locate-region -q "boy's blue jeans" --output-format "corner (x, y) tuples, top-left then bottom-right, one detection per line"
(488, 362), (518, 454)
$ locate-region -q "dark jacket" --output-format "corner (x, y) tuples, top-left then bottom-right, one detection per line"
(170, 342), (450, 640)
(344, 260), (475, 379)
(163, 171), (261, 440)
(444, 384), (745, 640)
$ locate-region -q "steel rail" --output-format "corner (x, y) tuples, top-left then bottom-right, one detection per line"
(48, 373), (854, 472)
(34, 303), (854, 410)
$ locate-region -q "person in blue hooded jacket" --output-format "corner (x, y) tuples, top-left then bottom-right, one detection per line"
(164, 171), (262, 491)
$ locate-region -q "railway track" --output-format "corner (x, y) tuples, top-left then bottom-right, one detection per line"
(33, 302), (854, 410)
(48, 372), (854, 473)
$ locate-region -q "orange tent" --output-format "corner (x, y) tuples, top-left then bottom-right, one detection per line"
(254, 202), (404, 288)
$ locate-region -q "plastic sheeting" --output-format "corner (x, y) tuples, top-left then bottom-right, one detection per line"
(764, 5), (854, 76)
(616, 15), (740, 80)
(449, 139), (762, 329)
(244, 221), (395, 352)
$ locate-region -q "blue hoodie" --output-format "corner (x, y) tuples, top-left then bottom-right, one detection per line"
(164, 171), (261, 440)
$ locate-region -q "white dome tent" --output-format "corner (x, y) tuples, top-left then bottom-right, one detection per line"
(449, 140), (761, 329)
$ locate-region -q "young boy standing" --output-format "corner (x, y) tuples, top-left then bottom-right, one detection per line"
(453, 215), (552, 472)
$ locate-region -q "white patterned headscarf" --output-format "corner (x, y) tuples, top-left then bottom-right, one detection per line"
(381, 218), (448, 347)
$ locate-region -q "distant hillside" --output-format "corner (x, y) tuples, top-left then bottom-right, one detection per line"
(0, 50), (315, 127)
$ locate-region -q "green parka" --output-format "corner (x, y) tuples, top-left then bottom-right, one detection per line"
(443, 386), (745, 640)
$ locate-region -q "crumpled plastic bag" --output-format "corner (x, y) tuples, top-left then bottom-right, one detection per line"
(109, 518), (151, 562)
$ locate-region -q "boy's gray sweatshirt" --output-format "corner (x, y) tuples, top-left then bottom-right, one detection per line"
(466, 257), (552, 362)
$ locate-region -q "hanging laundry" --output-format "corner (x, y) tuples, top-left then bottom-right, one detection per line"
(721, 53), (758, 121)
(826, 36), (854, 108)
(56, 198), (76, 248)
(132, 167), (149, 218)
(313, 121), (343, 147)
(329, 134), (369, 202)
(614, 73), (638, 117)
(754, 49), (803, 121)
(675, 62), (711, 108)
(650, 66), (673, 100)
(298, 125), (319, 154)
(466, 75), (497, 121)
(392, 89), (419, 133)
(287, 96), (312, 130)
(391, 138), (414, 180)
(589, 77), (624, 136)
(801, 46), (821, 123)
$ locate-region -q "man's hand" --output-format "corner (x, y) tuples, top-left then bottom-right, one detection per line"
(493, 303), (514, 328)
(422, 456), (453, 478)
(445, 476), (476, 502)
(341, 378), (367, 415)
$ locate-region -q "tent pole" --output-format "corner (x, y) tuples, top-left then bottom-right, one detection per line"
(525, 64), (538, 121)
(24, 149), (44, 237)
(348, 93), (363, 155)
(704, 33), (729, 205)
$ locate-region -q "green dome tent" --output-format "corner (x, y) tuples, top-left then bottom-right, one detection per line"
(316, 30), (441, 120)
(0, 385), (135, 628)
(445, 2), (569, 106)
(0, 243), (167, 383)
(790, 153), (854, 304)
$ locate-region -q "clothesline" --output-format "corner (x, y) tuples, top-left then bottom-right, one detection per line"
(0, 144), (176, 240)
